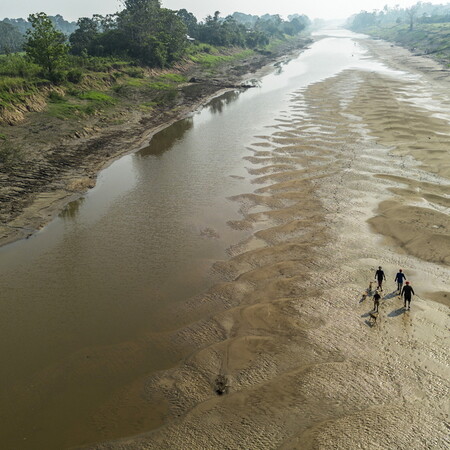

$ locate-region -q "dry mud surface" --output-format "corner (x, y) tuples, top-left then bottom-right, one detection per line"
(84, 40), (450, 448)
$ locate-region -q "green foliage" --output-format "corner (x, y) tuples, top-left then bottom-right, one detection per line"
(188, 46), (254, 69)
(124, 78), (147, 87)
(0, 54), (41, 78)
(354, 20), (450, 64)
(48, 91), (65, 101)
(69, 17), (100, 55)
(1, 5), (312, 125)
(69, 55), (129, 72)
(67, 68), (83, 83)
(185, 43), (217, 56)
(116, 0), (187, 67)
(46, 100), (84, 119)
(0, 77), (38, 110)
(125, 67), (145, 78)
(176, 9), (198, 38)
(193, 11), (307, 50)
(157, 73), (186, 83)
(46, 89), (116, 119)
(0, 22), (25, 54)
(349, 2), (450, 32)
(48, 71), (67, 84)
(25, 12), (69, 76)
(78, 90), (116, 104)
(147, 81), (173, 90)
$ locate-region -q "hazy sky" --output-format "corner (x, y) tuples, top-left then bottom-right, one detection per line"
(0, 0), (437, 21)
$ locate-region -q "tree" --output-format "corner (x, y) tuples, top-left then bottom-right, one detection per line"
(406, 5), (419, 30)
(255, 15), (284, 39)
(69, 17), (100, 55)
(117, 0), (187, 66)
(0, 22), (25, 54)
(350, 11), (377, 31)
(25, 12), (69, 77)
(176, 9), (198, 38)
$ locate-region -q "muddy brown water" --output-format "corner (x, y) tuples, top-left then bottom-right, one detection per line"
(0, 30), (431, 448)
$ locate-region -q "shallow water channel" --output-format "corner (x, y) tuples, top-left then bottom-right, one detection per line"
(0, 30), (400, 448)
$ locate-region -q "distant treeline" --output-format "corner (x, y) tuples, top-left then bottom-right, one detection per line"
(0, 15), (76, 53)
(0, 0), (310, 65)
(348, 1), (450, 31)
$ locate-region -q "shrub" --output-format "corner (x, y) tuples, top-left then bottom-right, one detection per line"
(48, 91), (65, 102)
(48, 70), (67, 84)
(126, 67), (145, 78)
(0, 54), (41, 78)
(67, 69), (84, 83)
(66, 87), (81, 96)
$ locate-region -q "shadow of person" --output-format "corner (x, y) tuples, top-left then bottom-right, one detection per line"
(388, 307), (405, 318)
(383, 291), (399, 300)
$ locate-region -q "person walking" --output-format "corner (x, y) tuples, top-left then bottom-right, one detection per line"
(394, 269), (406, 294)
(401, 281), (415, 310)
(373, 291), (381, 312)
(375, 266), (386, 291)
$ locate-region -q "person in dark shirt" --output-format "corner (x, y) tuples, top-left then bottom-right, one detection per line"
(375, 266), (386, 291)
(394, 269), (406, 294)
(373, 291), (381, 312)
(401, 281), (415, 310)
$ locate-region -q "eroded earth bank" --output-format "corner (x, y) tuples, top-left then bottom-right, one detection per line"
(85, 36), (450, 448)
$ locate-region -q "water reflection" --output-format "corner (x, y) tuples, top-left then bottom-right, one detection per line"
(59, 197), (85, 220)
(273, 58), (292, 75)
(138, 90), (242, 159)
(207, 89), (241, 114)
(139, 118), (194, 157)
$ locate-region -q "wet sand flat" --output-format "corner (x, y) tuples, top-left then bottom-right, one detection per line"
(87, 39), (450, 448)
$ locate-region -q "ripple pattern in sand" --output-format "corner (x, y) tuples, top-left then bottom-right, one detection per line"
(88, 67), (449, 449)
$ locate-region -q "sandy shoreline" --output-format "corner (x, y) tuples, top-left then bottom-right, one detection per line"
(80, 37), (450, 448)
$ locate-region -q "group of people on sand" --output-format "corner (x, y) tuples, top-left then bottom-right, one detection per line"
(372, 266), (415, 312)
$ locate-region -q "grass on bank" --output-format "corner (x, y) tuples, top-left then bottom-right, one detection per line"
(186, 43), (255, 70)
(364, 23), (450, 65)
(0, 37), (293, 124)
(0, 52), (191, 122)
(46, 92), (115, 120)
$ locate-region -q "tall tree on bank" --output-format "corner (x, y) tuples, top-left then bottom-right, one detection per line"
(406, 5), (419, 30)
(176, 8), (198, 38)
(0, 22), (25, 54)
(25, 13), (68, 78)
(117, 0), (187, 66)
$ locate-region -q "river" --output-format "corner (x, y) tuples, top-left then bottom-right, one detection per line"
(1, 29), (449, 449)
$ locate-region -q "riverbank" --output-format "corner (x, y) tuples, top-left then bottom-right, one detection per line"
(84, 34), (450, 449)
(0, 36), (312, 248)
(356, 22), (450, 67)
